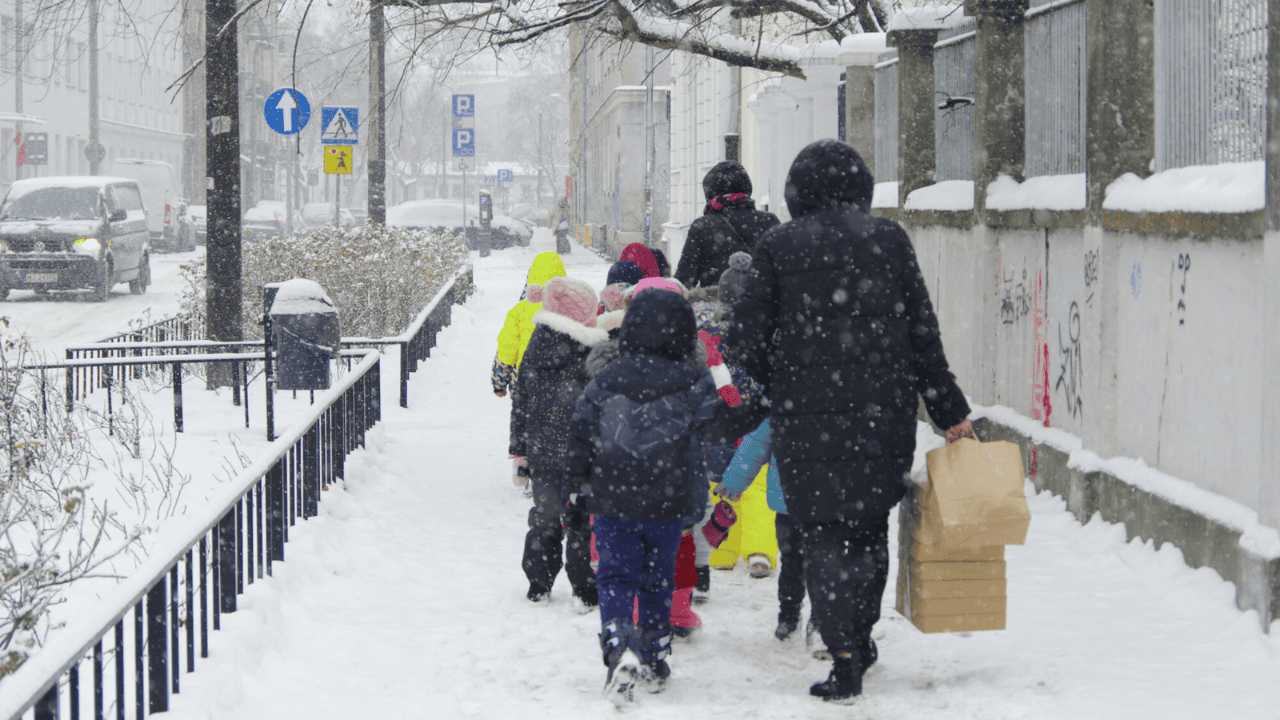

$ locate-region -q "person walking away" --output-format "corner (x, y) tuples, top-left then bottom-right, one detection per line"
(599, 260), (645, 314)
(554, 198), (572, 254)
(493, 252), (567, 398)
(565, 288), (724, 707)
(675, 161), (780, 289)
(727, 139), (975, 704)
(510, 276), (609, 609)
(588, 276), (708, 639)
(690, 252), (775, 579)
(494, 252), (567, 490)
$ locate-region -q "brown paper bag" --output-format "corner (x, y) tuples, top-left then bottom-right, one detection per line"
(919, 438), (1031, 547)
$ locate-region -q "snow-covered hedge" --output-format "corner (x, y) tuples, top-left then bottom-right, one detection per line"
(181, 224), (471, 340)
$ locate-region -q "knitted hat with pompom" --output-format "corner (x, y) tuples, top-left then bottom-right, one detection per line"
(525, 276), (599, 327)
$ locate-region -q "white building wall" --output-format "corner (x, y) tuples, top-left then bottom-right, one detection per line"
(0, 0), (186, 195)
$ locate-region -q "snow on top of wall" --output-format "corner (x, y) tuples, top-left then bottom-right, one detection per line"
(872, 181), (899, 208)
(971, 402), (1280, 559)
(268, 278), (337, 315)
(841, 32), (888, 53)
(1103, 161), (1263, 214)
(888, 5), (970, 32)
(986, 173), (1086, 211)
(904, 180), (973, 211)
(800, 39), (843, 61)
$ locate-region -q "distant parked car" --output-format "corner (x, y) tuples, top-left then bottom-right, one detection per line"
(348, 208), (368, 226)
(255, 200), (300, 234)
(301, 202), (354, 229)
(185, 204), (207, 245)
(243, 206), (285, 239)
(386, 199), (527, 249)
(0, 176), (151, 301)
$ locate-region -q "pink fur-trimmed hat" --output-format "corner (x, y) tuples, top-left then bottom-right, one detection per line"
(526, 276), (599, 327)
(631, 277), (685, 296)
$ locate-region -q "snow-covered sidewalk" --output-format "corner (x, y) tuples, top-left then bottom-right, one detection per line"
(156, 230), (1280, 720)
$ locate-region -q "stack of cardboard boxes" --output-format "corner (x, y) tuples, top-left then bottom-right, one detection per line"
(896, 491), (1009, 632)
(895, 439), (1030, 634)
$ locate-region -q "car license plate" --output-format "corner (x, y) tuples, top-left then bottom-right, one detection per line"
(24, 273), (57, 283)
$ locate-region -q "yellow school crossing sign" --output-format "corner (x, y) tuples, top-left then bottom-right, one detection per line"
(324, 146), (352, 174)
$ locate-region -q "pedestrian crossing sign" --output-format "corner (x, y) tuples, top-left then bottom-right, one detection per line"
(324, 146), (352, 174)
(320, 106), (359, 145)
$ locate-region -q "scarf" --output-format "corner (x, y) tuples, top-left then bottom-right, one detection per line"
(703, 193), (754, 215)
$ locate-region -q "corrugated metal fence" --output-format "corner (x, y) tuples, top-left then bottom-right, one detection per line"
(934, 19), (976, 182)
(1155, 0), (1268, 170)
(869, 0), (1269, 186)
(874, 50), (900, 183)
(1025, 0), (1086, 177)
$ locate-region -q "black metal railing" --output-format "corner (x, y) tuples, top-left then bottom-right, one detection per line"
(0, 348), (381, 720)
(56, 265), (473, 414)
(0, 265), (473, 719)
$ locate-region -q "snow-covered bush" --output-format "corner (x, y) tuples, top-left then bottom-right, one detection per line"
(181, 224), (471, 340)
(0, 320), (146, 677)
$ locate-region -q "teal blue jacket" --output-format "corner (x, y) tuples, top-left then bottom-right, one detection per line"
(720, 419), (787, 514)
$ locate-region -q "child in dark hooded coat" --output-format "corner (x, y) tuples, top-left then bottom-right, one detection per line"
(564, 288), (724, 706)
(510, 276), (609, 608)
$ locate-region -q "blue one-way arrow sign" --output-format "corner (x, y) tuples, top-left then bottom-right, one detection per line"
(264, 88), (310, 135)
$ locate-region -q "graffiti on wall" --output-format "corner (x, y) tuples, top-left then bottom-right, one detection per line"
(1083, 249), (1099, 307)
(1000, 267), (1034, 326)
(1055, 300), (1084, 420)
(1130, 262), (1142, 299)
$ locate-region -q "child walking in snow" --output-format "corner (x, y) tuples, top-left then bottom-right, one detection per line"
(509, 276), (609, 608)
(565, 288), (724, 706)
(495, 252), (567, 492)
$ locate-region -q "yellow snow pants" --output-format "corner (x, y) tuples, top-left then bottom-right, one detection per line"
(709, 465), (778, 569)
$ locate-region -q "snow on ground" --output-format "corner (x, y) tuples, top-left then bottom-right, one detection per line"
(57, 230), (1280, 719)
(2, 246), (195, 353)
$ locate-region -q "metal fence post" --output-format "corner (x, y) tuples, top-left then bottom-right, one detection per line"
(303, 426), (319, 518)
(217, 510), (237, 614)
(173, 361), (184, 433)
(146, 580), (169, 713)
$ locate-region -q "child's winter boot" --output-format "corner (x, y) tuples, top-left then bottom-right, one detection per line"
(808, 650), (861, 704)
(669, 587), (701, 637)
(635, 625), (673, 693)
(600, 616), (639, 707)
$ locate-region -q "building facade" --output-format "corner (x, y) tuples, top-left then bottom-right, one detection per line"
(569, 28), (671, 257)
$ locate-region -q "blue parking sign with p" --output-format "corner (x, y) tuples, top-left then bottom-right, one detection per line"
(453, 94), (474, 117)
(452, 129), (475, 156)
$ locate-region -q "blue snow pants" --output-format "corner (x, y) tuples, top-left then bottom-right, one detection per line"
(593, 515), (683, 628)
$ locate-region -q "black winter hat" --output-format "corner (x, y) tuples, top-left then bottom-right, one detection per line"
(651, 248), (671, 278)
(717, 251), (753, 306)
(784, 139), (875, 218)
(702, 161), (753, 200)
(606, 260), (646, 287)
(619, 288), (696, 362)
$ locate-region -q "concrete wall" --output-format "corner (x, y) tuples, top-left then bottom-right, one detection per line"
(911, 222), (1268, 519)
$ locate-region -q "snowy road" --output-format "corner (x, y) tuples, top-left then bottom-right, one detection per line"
(119, 230), (1277, 720)
(2, 247), (195, 353)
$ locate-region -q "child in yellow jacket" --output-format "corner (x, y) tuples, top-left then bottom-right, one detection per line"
(493, 252), (567, 396)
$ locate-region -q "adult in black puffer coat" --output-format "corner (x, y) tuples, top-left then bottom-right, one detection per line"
(675, 161), (780, 289)
(510, 277), (610, 606)
(727, 139), (974, 703)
